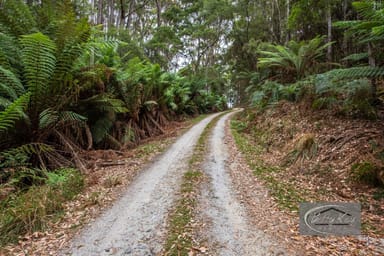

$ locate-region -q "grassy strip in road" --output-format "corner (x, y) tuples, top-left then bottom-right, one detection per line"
(163, 112), (228, 256)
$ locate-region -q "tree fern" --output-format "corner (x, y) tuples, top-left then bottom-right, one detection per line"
(258, 36), (334, 82)
(0, 92), (30, 132)
(20, 32), (56, 115)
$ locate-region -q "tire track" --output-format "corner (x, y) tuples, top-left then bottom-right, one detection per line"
(198, 111), (285, 255)
(61, 113), (221, 256)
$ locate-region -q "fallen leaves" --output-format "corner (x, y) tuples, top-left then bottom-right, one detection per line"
(229, 103), (384, 255)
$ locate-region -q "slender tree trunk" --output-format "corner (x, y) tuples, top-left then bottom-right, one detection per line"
(97, 0), (104, 25)
(326, 6), (332, 63)
(155, 0), (161, 28)
(368, 43), (376, 67)
(342, 0), (349, 56)
(368, 42), (377, 102)
(108, 0), (114, 31)
(126, 0), (135, 29)
(245, 0), (250, 42)
(119, 0), (125, 28)
(286, 0), (290, 43)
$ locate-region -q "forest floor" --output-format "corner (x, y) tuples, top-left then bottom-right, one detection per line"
(230, 102), (384, 255)
(2, 106), (384, 255)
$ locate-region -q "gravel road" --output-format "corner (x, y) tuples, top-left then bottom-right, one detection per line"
(63, 111), (283, 256)
(198, 111), (285, 255)
(62, 113), (221, 256)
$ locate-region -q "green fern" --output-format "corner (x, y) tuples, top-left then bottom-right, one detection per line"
(39, 109), (87, 129)
(334, 1), (384, 43)
(50, 20), (90, 97)
(0, 96), (11, 109)
(0, 92), (30, 132)
(342, 53), (369, 62)
(0, 66), (25, 98)
(82, 94), (128, 114)
(91, 117), (114, 144)
(0, 83), (18, 102)
(20, 33), (56, 112)
(0, 0), (37, 37)
(258, 36), (334, 82)
(0, 143), (53, 159)
(0, 33), (20, 70)
(322, 66), (384, 81)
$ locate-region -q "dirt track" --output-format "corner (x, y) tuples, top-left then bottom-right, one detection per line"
(62, 111), (283, 255)
(62, 113), (220, 255)
(198, 111), (285, 255)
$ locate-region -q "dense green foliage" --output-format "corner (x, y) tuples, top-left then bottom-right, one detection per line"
(0, 0), (228, 172)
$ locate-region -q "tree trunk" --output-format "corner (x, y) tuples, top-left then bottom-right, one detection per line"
(286, 0), (290, 43)
(126, 0), (135, 29)
(326, 6), (332, 63)
(108, 0), (114, 31)
(155, 0), (161, 28)
(368, 42), (377, 102)
(342, 0), (349, 57)
(97, 0), (104, 25)
(368, 43), (376, 67)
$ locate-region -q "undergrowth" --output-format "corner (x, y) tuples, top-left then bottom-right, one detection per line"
(0, 168), (84, 246)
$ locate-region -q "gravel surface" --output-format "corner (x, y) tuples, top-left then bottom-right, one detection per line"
(61, 113), (221, 256)
(198, 111), (286, 255)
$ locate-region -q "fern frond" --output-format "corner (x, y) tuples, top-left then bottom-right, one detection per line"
(82, 94), (129, 113)
(0, 96), (11, 109)
(39, 108), (59, 129)
(0, 143), (53, 159)
(20, 33), (56, 109)
(342, 53), (369, 62)
(91, 117), (114, 144)
(58, 111), (87, 123)
(0, 32), (20, 70)
(0, 92), (30, 132)
(0, 82), (18, 101)
(323, 66), (384, 81)
(39, 109), (87, 129)
(0, 66), (24, 97)
(51, 20), (90, 95)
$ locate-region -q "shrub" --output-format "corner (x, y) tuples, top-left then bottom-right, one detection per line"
(351, 162), (383, 187)
(46, 168), (84, 200)
(285, 133), (317, 164)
